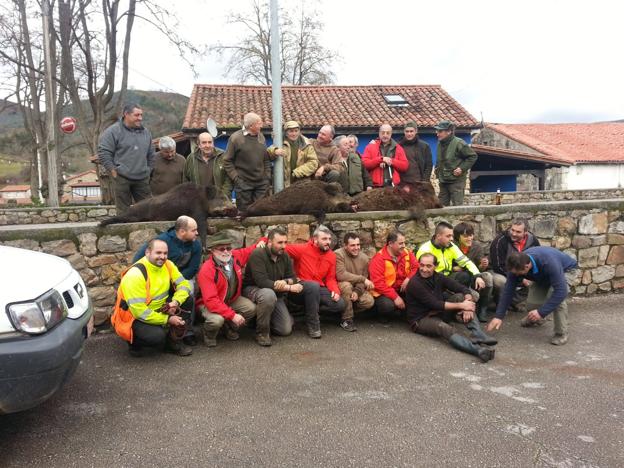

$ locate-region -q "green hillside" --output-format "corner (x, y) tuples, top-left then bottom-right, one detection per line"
(0, 90), (189, 183)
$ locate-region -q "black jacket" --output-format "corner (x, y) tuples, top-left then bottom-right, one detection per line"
(489, 230), (540, 276)
(398, 136), (433, 184)
(405, 272), (470, 324)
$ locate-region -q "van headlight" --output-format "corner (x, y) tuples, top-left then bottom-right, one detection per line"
(7, 289), (68, 334)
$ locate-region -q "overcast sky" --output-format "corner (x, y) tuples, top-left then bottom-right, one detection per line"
(127, 0), (624, 124)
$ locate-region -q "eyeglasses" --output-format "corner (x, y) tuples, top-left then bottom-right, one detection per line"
(213, 246), (233, 252)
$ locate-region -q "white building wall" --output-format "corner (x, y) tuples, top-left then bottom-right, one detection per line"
(563, 164), (624, 189)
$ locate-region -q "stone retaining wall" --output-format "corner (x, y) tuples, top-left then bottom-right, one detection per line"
(1, 188), (622, 225)
(1, 199), (623, 326)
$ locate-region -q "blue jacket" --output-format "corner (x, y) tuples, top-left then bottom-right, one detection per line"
(132, 227), (201, 280)
(495, 246), (577, 320)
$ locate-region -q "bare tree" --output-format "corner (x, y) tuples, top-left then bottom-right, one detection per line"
(211, 0), (339, 85)
(0, 0), (201, 204)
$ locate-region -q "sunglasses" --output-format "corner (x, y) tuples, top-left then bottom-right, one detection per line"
(213, 246), (233, 252)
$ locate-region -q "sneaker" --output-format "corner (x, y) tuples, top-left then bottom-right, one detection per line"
(255, 333), (272, 347)
(183, 335), (197, 346)
(340, 320), (357, 332)
(550, 334), (569, 346)
(520, 316), (546, 327)
(308, 328), (322, 339)
(225, 328), (240, 341)
(165, 341), (193, 357)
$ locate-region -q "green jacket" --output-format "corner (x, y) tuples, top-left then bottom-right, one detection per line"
(268, 136), (319, 187)
(339, 152), (372, 195)
(416, 239), (480, 277)
(184, 147), (233, 199)
(434, 135), (477, 183)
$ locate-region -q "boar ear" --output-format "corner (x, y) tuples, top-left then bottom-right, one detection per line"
(323, 182), (344, 196)
(204, 185), (218, 199)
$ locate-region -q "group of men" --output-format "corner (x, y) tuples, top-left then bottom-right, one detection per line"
(114, 215), (577, 363)
(98, 103), (478, 216)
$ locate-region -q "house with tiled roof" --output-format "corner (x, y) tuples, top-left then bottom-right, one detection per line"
(0, 184), (31, 200)
(181, 84), (480, 155)
(62, 169), (101, 203)
(473, 123), (624, 190)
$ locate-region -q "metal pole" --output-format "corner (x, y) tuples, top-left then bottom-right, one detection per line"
(270, 0), (283, 193)
(42, 0), (59, 207)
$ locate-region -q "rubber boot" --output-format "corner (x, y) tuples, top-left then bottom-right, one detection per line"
(477, 304), (489, 323)
(465, 316), (498, 345)
(449, 334), (495, 363)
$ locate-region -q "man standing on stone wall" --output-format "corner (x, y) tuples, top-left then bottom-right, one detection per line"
(310, 125), (343, 183)
(433, 120), (477, 206)
(267, 120), (318, 187)
(98, 102), (154, 215)
(184, 132), (233, 200)
(398, 121), (433, 187)
(362, 124), (409, 188)
(223, 112), (271, 212)
(150, 136), (186, 195)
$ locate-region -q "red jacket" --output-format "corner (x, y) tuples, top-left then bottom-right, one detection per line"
(286, 240), (340, 295)
(369, 246), (418, 300)
(362, 139), (409, 187)
(196, 240), (264, 320)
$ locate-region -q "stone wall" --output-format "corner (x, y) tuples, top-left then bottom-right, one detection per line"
(464, 188), (624, 206)
(1, 199), (623, 326)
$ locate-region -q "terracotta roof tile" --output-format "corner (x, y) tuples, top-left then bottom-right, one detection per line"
(0, 185), (30, 192)
(486, 123), (624, 163)
(183, 84), (479, 132)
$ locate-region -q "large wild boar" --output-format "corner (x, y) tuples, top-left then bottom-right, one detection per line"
(351, 182), (442, 214)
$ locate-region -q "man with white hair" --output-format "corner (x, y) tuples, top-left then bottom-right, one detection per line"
(309, 125), (343, 183)
(184, 132), (233, 200)
(362, 124), (408, 187)
(223, 112), (271, 212)
(150, 135), (186, 195)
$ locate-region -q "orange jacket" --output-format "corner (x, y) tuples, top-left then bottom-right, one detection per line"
(369, 245), (418, 300)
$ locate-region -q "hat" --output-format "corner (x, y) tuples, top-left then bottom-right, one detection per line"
(284, 120), (300, 130)
(404, 120), (418, 130)
(434, 120), (454, 131)
(205, 232), (233, 249)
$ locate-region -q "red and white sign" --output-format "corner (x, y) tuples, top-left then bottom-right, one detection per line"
(60, 116), (77, 134)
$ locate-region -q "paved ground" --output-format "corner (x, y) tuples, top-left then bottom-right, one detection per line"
(1, 295), (623, 467)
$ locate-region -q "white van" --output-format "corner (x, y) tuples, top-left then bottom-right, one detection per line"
(0, 245), (93, 414)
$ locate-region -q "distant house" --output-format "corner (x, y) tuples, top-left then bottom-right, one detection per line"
(0, 184), (31, 204)
(62, 169), (101, 203)
(473, 123), (624, 191)
(181, 84), (480, 156)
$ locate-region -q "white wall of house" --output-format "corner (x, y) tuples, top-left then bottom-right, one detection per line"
(0, 190), (31, 199)
(563, 164), (624, 189)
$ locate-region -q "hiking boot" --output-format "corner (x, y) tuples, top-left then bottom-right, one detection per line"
(202, 326), (218, 347)
(340, 319), (357, 332)
(550, 333), (569, 346)
(477, 346), (496, 363)
(255, 333), (272, 347)
(520, 316), (546, 327)
(183, 335), (197, 346)
(308, 327), (322, 339)
(165, 340), (193, 357)
(224, 327), (240, 341)
(128, 344), (143, 358)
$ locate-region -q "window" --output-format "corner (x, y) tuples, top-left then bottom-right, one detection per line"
(383, 94), (409, 107)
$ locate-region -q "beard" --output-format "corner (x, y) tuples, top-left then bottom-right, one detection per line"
(213, 250), (233, 264)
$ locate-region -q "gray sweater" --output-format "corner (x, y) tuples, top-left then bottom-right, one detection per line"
(97, 120), (155, 180)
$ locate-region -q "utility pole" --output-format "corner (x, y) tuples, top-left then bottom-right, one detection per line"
(42, 0), (60, 207)
(270, 0), (283, 193)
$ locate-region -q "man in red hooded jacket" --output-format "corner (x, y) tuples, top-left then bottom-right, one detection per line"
(362, 124), (409, 187)
(285, 225), (346, 338)
(196, 232), (266, 347)
(369, 231), (419, 321)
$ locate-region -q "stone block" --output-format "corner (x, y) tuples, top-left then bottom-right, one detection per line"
(599, 245), (609, 263)
(587, 283), (598, 294)
(223, 229), (245, 249)
(2, 239), (40, 251)
(361, 220), (374, 229)
(41, 239), (77, 257)
(589, 235), (607, 246)
(582, 270), (592, 285)
(330, 220), (361, 232)
(578, 212), (607, 235)
(608, 220), (624, 234)
(598, 281), (612, 292)
(41, 210), (54, 217)
(591, 266), (615, 283)
(245, 225), (263, 244)
(606, 245), (624, 265)
(80, 267), (99, 286)
(57, 213), (68, 222)
(616, 264), (624, 277)
(577, 247), (599, 268)
(87, 208), (108, 218)
(553, 236), (571, 250)
(563, 248), (577, 260)
(87, 254), (119, 268)
(93, 307), (112, 326)
(397, 220), (430, 249)
(607, 234), (624, 245)
(571, 236), (592, 249)
(373, 221), (396, 249)
(574, 285), (586, 295)
(128, 229), (157, 251)
(531, 216), (557, 238)
(613, 278), (624, 289)
(78, 232), (98, 256)
(565, 269), (582, 287)
(67, 253), (87, 270)
(477, 217), (496, 243)
(98, 235), (127, 253)
(557, 217), (576, 235)
(68, 213), (80, 222)
(287, 223), (310, 244)
(89, 286), (116, 307)
(101, 263), (125, 285)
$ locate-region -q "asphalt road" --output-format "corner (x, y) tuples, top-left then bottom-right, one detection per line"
(1, 295), (623, 467)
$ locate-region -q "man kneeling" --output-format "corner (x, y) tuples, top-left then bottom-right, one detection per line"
(405, 253), (497, 363)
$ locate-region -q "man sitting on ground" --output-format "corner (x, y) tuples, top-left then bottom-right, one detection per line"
(405, 253), (496, 363)
(334, 232), (375, 332)
(113, 239), (192, 357)
(369, 231), (418, 321)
